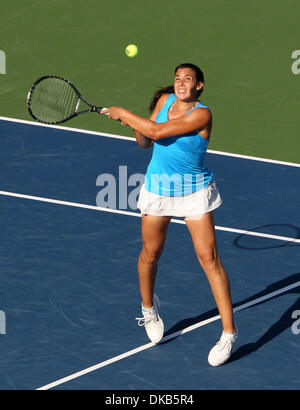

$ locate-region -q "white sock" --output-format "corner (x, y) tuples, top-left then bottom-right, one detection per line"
(142, 305), (154, 313)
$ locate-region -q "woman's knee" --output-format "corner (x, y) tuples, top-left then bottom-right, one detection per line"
(196, 249), (219, 270)
(141, 245), (164, 264)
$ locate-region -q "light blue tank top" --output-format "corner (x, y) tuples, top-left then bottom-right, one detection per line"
(144, 93), (214, 196)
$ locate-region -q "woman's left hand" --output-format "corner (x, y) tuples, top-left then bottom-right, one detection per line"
(100, 107), (127, 126)
(100, 106), (120, 120)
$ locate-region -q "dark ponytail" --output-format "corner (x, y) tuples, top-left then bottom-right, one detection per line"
(148, 85), (174, 113)
(149, 63), (204, 113)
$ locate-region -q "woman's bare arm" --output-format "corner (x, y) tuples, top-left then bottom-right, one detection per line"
(101, 95), (211, 141)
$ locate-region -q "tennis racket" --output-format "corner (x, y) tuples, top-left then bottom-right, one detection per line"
(27, 75), (104, 125)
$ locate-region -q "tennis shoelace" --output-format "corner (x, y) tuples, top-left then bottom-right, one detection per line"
(136, 309), (159, 327)
(215, 333), (237, 354)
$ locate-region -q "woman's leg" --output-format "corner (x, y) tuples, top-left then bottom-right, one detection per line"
(138, 214), (171, 308)
(185, 211), (235, 333)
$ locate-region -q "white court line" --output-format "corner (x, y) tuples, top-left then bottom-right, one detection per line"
(0, 115), (134, 142)
(36, 279), (300, 390)
(1, 190), (300, 244)
(1, 115), (300, 167)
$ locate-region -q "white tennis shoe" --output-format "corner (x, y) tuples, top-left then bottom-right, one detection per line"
(136, 295), (164, 344)
(208, 330), (238, 367)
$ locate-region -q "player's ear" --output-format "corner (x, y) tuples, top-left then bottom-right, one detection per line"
(196, 82), (204, 91)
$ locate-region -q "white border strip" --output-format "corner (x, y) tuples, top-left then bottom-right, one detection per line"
(1, 115), (300, 167)
(207, 149), (300, 168)
(0, 115), (133, 141)
(1, 190), (300, 244)
(36, 279), (300, 390)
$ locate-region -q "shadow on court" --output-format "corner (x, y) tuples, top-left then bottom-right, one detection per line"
(228, 224), (300, 363)
(234, 224), (300, 250)
(163, 272), (300, 363)
(229, 272), (300, 363)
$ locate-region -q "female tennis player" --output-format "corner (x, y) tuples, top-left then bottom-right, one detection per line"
(101, 63), (237, 366)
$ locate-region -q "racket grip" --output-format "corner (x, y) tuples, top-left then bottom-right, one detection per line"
(92, 106), (103, 113)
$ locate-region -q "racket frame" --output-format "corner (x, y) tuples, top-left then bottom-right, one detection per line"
(27, 75), (103, 125)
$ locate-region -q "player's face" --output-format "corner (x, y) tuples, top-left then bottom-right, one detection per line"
(174, 68), (203, 101)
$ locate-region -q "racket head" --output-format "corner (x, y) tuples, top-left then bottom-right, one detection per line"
(27, 75), (81, 124)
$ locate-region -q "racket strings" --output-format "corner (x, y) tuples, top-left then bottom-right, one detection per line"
(30, 78), (78, 123)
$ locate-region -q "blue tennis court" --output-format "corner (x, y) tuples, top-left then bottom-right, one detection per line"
(0, 117), (299, 391)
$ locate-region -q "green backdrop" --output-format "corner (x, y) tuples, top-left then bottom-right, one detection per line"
(1, 0), (299, 163)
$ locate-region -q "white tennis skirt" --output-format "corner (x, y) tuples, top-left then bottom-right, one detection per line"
(137, 179), (223, 217)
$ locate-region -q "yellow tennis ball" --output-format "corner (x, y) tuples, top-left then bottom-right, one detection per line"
(125, 44), (138, 58)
